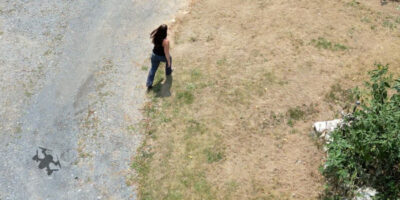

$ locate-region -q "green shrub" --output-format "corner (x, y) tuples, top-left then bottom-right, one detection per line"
(323, 64), (400, 199)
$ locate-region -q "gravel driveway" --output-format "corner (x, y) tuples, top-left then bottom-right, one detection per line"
(0, 0), (187, 199)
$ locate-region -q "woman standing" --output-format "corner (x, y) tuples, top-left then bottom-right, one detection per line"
(146, 24), (173, 91)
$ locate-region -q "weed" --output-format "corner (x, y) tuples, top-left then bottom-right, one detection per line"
(264, 71), (276, 83)
(287, 119), (294, 127)
(290, 128), (298, 134)
(204, 147), (224, 163)
(189, 36), (197, 42)
(346, 0), (360, 7)
(286, 103), (319, 126)
(180, 170), (216, 199)
(287, 106), (305, 121)
(311, 37), (331, 49)
(43, 50), (52, 56)
(126, 125), (136, 132)
(176, 90), (194, 104)
(141, 65), (148, 71)
(190, 69), (202, 80)
(324, 83), (355, 108)
(186, 119), (206, 136)
(131, 159), (150, 177)
(265, 111), (285, 127)
(361, 17), (371, 23)
(383, 20), (396, 30)
(333, 43), (348, 51)
(131, 147), (153, 176)
(311, 37), (348, 51)
(24, 90), (33, 98)
(54, 34), (63, 41)
(165, 190), (183, 200)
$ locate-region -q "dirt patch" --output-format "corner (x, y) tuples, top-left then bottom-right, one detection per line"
(135, 0), (400, 199)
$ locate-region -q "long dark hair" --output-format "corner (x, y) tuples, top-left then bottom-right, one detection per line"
(150, 24), (168, 45)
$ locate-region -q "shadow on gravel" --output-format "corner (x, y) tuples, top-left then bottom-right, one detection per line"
(154, 75), (173, 98)
(32, 147), (61, 176)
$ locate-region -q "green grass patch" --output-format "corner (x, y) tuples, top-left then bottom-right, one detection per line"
(186, 119), (206, 136)
(286, 103), (318, 126)
(287, 107), (305, 121)
(176, 90), (194, 104)
(346, 0), (360, 7)
(180, 170), (215, 199)
(311, 37), (348, 51)
(361, 16), (371, 23)
(204, 147), (224, 163)
(383, 20), (397, 30)
(324, 83), (355, 108)
(141, 65), (148, 71)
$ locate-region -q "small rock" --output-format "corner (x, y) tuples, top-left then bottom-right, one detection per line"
(353, 187), (377, 200)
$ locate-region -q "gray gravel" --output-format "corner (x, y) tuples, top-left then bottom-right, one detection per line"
(0, 0), (187, 199)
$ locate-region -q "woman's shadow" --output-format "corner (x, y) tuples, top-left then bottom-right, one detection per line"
(153, 75), (173, 98)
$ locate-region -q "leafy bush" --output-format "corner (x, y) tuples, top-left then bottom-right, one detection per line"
(323, 64), (400, 199)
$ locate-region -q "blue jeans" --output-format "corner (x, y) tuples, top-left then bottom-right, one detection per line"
(146, 53), (172, 87)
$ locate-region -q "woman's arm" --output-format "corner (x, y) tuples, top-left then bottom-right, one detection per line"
(163, 39), (171, 67)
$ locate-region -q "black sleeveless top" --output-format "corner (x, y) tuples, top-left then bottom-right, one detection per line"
(153, 43), (165, 56)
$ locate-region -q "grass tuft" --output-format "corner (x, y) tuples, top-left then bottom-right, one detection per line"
(176, 90), (194, 104)
(311, 37), (348, 51)
(204, 147), (224, 163)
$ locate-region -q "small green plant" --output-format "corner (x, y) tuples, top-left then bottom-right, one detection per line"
(286, 103), (318, 126)
(126, 125), (136, 132)
(361, 17), (371, 23)
(287, 106), (305, 121)
(311, 37), (348, 51)
(176, 90), (194, 104)
(383, 20), (397, 30)
(141, 65), (148, 71)
(346, 0), (360, 7)
(204, 148), (224, 163)
(190, 69), (202, 80)
(333, 43), (348, 51)
(43, 50), (52, 56)
(189, 36), (197, 42)
(185, 119), (206, 139)
(312, 37), (331, 49)
(323, 64), (400, 199)
(324, 83), (355, 109)
(264, 71), (276, 82)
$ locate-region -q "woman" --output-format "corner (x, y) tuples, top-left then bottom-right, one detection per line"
(146, 24), (173, 91)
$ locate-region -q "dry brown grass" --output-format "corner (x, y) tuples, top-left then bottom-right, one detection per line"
(133, 0), (400, 199)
